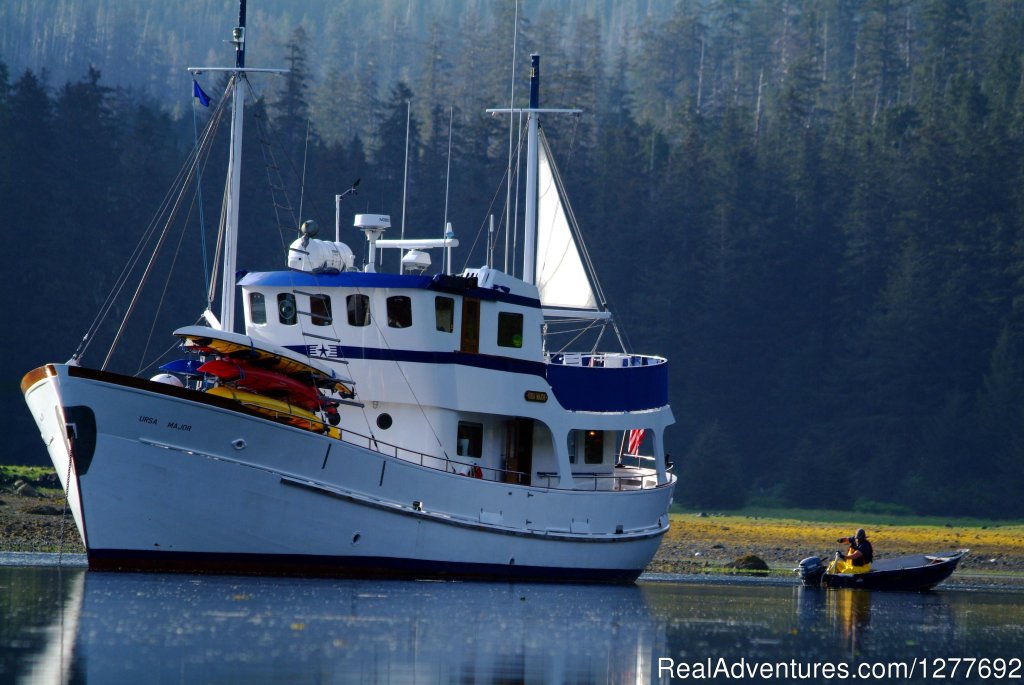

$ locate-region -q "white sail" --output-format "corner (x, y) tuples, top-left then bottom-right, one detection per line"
(535, 132), (599, 311)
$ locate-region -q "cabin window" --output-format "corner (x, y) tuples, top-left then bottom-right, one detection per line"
(567, 430), (578, 465)
(309, 294), (332, 326)
(460, 298), (480, 354)
(497, 312), (523, 348)
(457, 421), (483, 458)
(347, 294), (370, 326)
(387, 296), (413, 328)
(249, 292), (267, 325)
(584, 430), (604, 464)
(278, 293), (297, 325)
(435, 296), (454, 332)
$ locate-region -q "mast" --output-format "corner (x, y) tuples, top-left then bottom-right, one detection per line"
(487, 55), (579, 284)
(523, 55), (540, 286)
(220, 0), (247, 332)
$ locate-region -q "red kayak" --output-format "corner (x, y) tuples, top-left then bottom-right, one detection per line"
(198, 359), (323, 411)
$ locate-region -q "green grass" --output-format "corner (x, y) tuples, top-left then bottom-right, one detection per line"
(0, 464), (56, 483)
(670, 503), (1024, 529)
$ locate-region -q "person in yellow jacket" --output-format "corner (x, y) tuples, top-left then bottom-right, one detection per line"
(828, 528), (873, 574)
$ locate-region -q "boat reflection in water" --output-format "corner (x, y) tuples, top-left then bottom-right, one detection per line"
(9, 567), (1024, 684)
(20, 570), (660, 684)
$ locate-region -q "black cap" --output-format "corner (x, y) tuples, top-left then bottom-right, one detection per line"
(856, 528), (866, 541)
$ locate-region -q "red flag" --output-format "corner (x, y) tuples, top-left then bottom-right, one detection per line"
(627, 429), (645, 455)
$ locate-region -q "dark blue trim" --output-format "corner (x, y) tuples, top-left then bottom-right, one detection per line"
(287, 345), (548, 378)
(87, 549), (642, 584)
(238, 270), (541, 308)
(546, 360), (670, 412)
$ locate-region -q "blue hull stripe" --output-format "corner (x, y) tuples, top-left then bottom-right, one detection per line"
(87, 549), (642, 584)
(288, 345), (548, 378)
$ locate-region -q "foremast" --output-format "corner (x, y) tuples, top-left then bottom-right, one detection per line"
(189, 0), (285, 333)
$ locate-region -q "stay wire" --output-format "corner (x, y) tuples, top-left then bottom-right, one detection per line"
(83, 88), (229, 366)
(102, 82), (232, 370)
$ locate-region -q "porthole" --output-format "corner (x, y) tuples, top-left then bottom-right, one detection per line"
(376, 413), (393, 430)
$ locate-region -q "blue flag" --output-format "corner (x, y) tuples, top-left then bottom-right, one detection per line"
(192, 79), (211, 107)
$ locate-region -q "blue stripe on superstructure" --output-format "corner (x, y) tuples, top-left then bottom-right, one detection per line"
(239, 270), (541, 308)
(290, 343), (670, 412)
(287, 344), (548, 378)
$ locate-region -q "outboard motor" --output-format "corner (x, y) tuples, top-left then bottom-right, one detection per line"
(797, 556), (826, 586)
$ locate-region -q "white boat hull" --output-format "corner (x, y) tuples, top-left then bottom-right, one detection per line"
(23, 364), (673, 582)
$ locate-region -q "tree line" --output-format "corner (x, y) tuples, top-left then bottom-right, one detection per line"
(3, 0), (1024, 518)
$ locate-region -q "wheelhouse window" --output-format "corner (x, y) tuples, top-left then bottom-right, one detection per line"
(435, 296), (454, 332)
(278, 293), (297, 325)
(457, 421), (483, 458)
(497, 312), (523, 348)
(347, 294), (370, 326)
(310, 294), (332, 326)
(249, 292), (267, 325)
(387, 295), (412, 328)
(584, 430), (604, 464)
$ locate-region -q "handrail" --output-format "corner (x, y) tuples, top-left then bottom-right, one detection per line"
(219, 390), (668, 492)
(535, 464), (670, 491)
(334, 426), (529, 485)
(546, 352), (667, 368)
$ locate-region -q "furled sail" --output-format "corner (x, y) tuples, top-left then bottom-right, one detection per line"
(535, 131), (600, 312)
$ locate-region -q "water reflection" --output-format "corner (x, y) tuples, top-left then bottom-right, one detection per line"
(3, 566), (1024, 684)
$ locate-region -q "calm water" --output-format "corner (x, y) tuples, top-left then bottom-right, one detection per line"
(2, 556), (1023, 684)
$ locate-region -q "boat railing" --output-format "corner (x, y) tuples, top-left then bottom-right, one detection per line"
(334, 426), (673, 491)
(535, 462), (672, 491)
(335, 427), (528, 485)
(546, 352), (666, 368)
(544, 352), (669, 412)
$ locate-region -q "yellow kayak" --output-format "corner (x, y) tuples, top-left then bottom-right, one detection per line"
(207, 385), (340, 439)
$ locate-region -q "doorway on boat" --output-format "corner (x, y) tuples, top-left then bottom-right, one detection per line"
(503, 418), (534, 485)
(460, 298), (480, 353)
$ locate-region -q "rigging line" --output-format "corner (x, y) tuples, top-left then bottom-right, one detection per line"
(540, 130), (612, 310)
(555, 318), (603, 354)
(207, 179), (230, 307)
(459, 125), (527, 272)
(512, 110), (524, 278)
(341, 282), (451, 456)
(105, 86), (229, 369)
(79, 88), (230, 361)
(298, 119), (311, 224)
(103, 141), (212, 370)
(192, 92), (211, 297)
(84, 87), (228, 348)
(136, 184), (203, 374)
(78, 93), (226, 352)
(138, 338), (187, 378)
(243, 78), (330, 236)
(442, 106), (454, 274)
(590, 323), (606, 355)
(442, 105), (453, 233)
(503, 0), (520, 274)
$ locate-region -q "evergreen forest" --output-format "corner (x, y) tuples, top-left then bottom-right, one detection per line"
(3, 0), (1024, 518)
